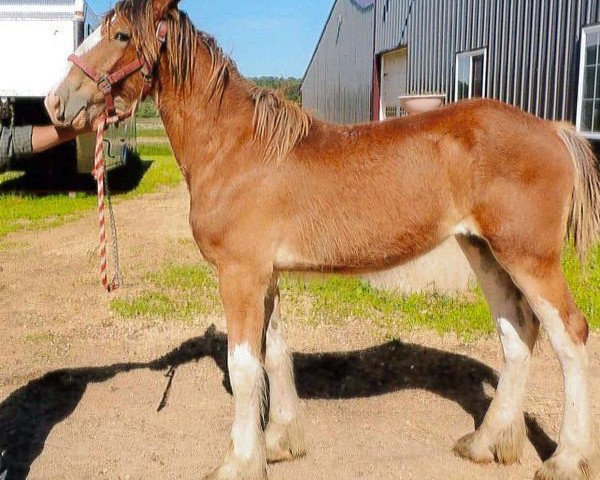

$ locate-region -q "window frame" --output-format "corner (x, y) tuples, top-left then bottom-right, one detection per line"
(454, 48), (487, 101)
(577, 24), (600, 140)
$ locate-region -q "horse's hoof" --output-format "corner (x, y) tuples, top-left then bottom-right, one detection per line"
(453, 431), (494, 464)
(534, 454), (595, 480)
(265, 418), (306, 464)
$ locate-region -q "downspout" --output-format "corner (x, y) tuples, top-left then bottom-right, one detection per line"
(371, 0), (380, 121)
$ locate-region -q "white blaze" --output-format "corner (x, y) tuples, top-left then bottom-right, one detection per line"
(51, 26), (103, 92)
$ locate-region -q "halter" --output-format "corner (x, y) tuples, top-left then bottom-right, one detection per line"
(66, 21), (168, 292)
(68, 21), (168, 120)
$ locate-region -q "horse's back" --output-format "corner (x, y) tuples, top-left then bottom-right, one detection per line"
(276, 99), (575, 272)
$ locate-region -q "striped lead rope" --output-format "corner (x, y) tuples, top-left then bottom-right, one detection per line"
(93, 117), (122, 292)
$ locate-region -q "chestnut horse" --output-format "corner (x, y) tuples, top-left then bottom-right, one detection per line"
(46, 0), (600, 479)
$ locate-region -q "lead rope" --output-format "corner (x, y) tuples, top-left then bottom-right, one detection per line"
(93, 117), (122, 292)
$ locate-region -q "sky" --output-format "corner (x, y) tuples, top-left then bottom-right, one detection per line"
(88, 0), (333, 78)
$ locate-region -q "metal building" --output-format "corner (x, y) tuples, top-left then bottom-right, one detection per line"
(302, 0), (600, 142)
(301, 0), (375, 124)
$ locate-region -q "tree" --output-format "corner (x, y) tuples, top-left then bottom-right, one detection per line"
(137, 98), (159, 118)
(250, 77), (302, 104)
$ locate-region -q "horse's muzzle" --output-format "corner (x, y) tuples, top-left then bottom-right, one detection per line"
(45, 87), (88, 128)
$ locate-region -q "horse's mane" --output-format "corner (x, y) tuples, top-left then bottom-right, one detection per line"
(106, 0), (311, 160)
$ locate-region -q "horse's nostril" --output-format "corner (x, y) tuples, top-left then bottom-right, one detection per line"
(47, 92), (65, 122)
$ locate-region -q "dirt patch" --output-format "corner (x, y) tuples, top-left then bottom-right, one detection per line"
(1, 184), (599, 480)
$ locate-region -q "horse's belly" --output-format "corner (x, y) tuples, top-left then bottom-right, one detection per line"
(273, 227), (445, 273)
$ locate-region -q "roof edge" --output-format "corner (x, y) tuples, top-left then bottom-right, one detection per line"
(301, 0), (375, 87)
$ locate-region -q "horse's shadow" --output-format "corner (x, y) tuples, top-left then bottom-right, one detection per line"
(0, 325), (555, 480)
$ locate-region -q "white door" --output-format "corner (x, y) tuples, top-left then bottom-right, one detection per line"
(380, 48), (408, 120)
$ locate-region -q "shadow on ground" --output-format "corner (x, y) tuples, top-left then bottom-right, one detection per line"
(0, 155), (151, 194)
(0, 325), (556, 479)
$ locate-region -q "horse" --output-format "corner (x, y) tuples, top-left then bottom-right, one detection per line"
(45, 0), (600, 479)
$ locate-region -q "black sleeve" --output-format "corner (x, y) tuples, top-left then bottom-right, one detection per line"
(0, 125), (34, 172)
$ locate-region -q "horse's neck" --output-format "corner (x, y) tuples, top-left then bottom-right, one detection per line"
(156, 54), (255, 177)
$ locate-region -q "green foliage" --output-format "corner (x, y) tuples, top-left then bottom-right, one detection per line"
(111, 264), (222, 322)
(0, 152), (181, 241)
(111, 262), (492, 340)
(250, 76), (302, 103)
(137, 98), (159, 118)
(281, 275), (493, 341)
(111, 242), (600, 340)
(562, 243), (600, 330)
(137, 143), (173, 157)
(121, 154), (181, 198)
(137, 128), (168, 138)
(0, 191), (96, 238)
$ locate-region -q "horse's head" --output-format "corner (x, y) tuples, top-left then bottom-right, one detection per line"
(45, 0), (180, 130)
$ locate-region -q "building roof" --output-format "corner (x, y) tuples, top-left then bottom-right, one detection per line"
(350, 0), (375, 10)
(302, 0), (375, 85)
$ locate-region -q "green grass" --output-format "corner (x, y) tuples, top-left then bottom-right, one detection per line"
(137, 144), (173, 157)
(136, 128), (167, 138)
(111, 243), (600, 340)
(0, 150), (181, 241)
(0, 188), (96, 238)
(563, 243), (600, 330)
(122, 154), (181, 197)
(110, 263), (493, 340)
(111, 264), (221, 322)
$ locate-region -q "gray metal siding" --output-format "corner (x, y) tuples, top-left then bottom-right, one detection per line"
(301, 0), (375, 124)
(375, 0), (600, 122)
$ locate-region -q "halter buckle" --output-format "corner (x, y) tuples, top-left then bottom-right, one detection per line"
(97, 76), (112, 94)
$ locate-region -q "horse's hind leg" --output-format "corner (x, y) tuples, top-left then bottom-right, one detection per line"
(506, 261), (597, 480)
(454, 235), (539, 465)
(264, 278), (306, 463)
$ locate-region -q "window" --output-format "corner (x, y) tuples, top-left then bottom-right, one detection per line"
(385, 106), (398, 118)
(577, 26), (600, 138)
(455, 49), (486, 100)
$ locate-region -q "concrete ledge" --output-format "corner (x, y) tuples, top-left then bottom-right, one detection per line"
(363, 238), (475, 294)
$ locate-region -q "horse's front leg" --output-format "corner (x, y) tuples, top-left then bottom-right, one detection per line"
(264, 277), (306, 463)
(206, 264), (271, 480)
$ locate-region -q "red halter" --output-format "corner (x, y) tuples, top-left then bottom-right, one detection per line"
(66, 21), (168, 293)
(68, 21), (168, 120)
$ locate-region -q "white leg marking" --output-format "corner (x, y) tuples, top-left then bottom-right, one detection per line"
(228, 343), (266, 462)
(265, 314), (299, 425)
(535, 298), (592, 451)
(469, 250), (533, 432)
(454, 237), (534, 464)
(494, 318), (528, 423)
(264, 294), (305, 463)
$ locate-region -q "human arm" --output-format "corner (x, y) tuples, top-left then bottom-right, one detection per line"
(0, 124), (84, 173)
(0, 119), (118, 173)
(31, 125), (81, 155)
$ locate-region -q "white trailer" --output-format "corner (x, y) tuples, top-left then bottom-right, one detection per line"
(0, 0), (136, 178)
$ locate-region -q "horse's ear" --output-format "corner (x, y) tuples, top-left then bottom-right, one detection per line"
(152, 0), (181, 20)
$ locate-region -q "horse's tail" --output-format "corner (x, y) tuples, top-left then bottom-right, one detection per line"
(555, 122), (600, 258)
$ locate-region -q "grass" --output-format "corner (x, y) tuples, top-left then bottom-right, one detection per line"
(0, 187), (97, 238)
(563, 243), (600, 330)
(137, 143), (173, 157)
(110, 243), (600, 340)
(137, 128), (167, 138)
(111, 264), (221, 322)
(0, 146), (180, 241)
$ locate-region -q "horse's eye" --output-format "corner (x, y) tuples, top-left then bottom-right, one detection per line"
(114, 32), (131, 43)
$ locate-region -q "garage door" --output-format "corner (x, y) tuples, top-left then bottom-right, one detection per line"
(380, 48), (408, 120)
